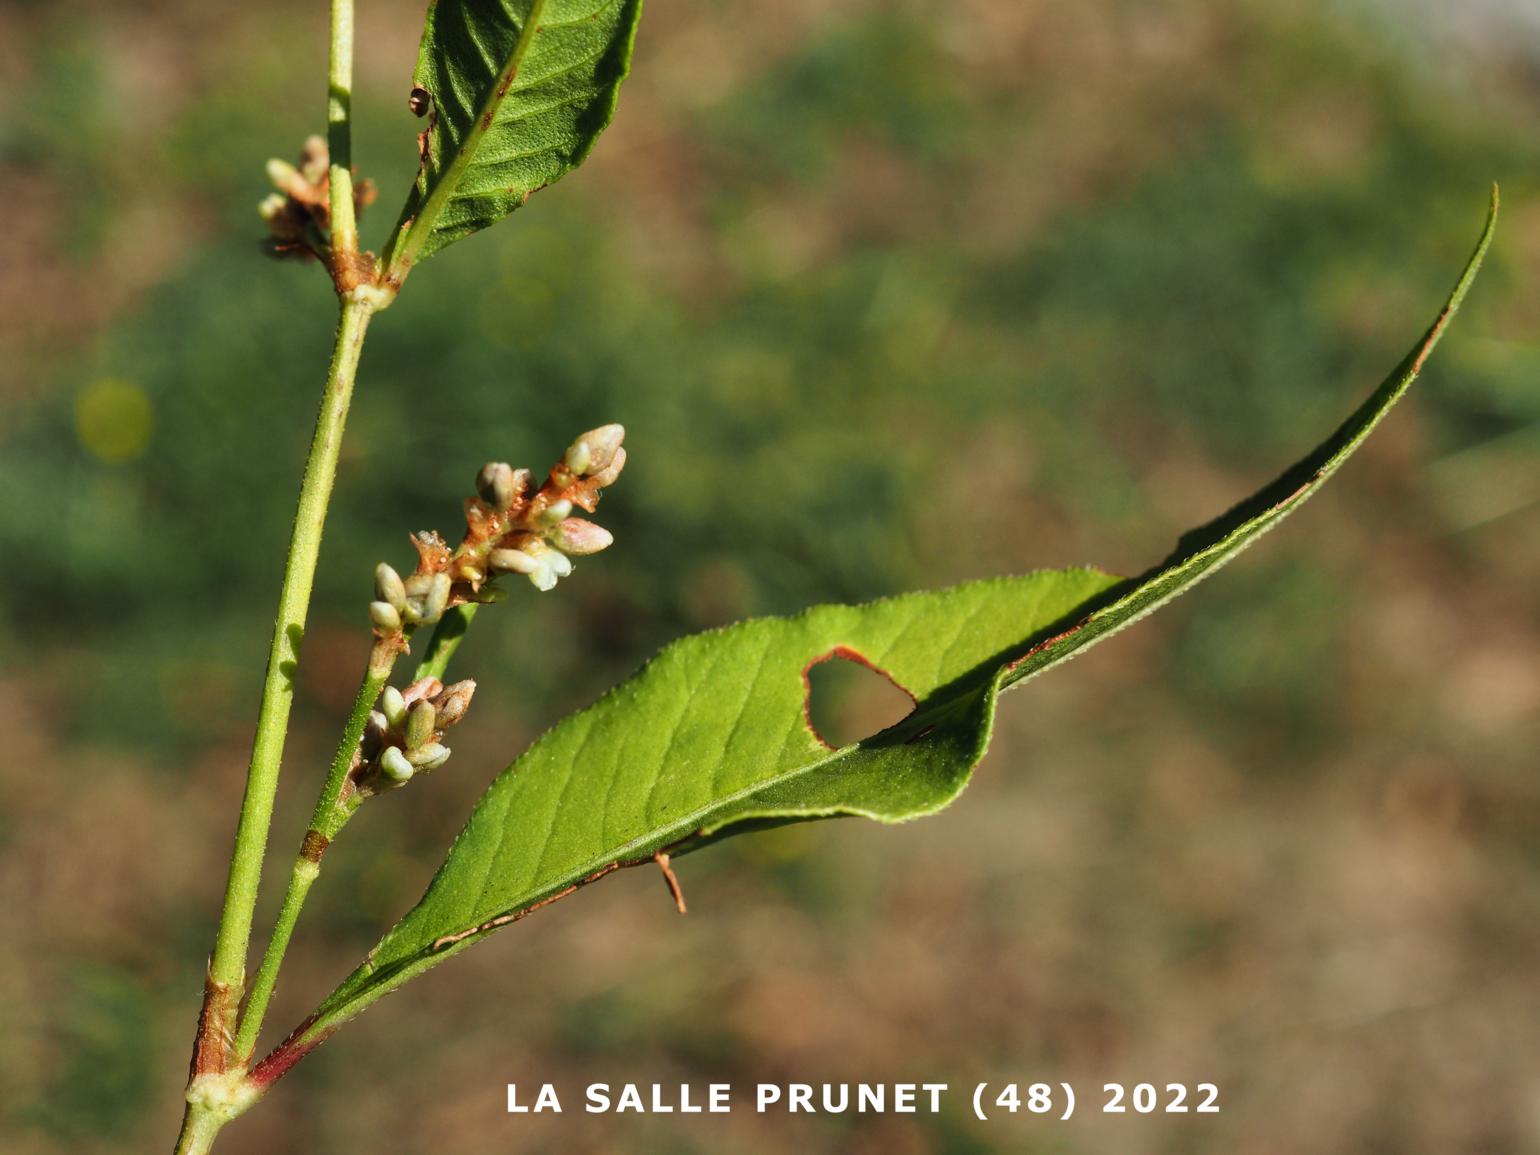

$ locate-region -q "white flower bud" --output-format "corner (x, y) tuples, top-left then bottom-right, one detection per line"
(550, 518), (613, 556)
(258, 193), (287, 222)
(380, 746), (415, 782)
(369, 601), (402, 633)
(528, 550), (574, 591)
(266, 158), (301, 192)
(381, 686), (407, 728)
(489, 547), (538, 575)
(375, 563), (407, 609)
(529, 558), (559, 592)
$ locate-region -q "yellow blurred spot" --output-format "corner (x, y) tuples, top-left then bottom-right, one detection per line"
(75, 378), (154, 464)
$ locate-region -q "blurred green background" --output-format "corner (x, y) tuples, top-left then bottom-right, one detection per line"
(2, 0), (1538, 1151)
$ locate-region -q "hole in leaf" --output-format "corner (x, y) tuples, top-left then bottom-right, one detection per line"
(804, 647), (916, 749)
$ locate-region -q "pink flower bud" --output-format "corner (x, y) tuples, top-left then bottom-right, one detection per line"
(573, 424), (625, 473)
(550, 518), (613, 556)
(589, 445), (627, 488)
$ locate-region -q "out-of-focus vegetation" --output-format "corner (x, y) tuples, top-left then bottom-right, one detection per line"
(1, 1), (1537, 1152)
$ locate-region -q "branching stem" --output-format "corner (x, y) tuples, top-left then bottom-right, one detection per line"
(205, 297), (374, 1009)
(233, 638), (400, 1060)
(179, 11), (374, 1152)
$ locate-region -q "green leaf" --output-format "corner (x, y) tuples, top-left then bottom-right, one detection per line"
(382, 0), (643, 278)
(276, 193), (1494, 1061)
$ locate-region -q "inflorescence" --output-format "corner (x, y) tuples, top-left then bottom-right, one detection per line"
(351, 424), (626, 795)
(353, 676), (475, 796)
(368, 422), (626, 640)
(258, 135), (377, 262)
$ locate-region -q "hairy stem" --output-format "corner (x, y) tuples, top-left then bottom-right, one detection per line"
(233, 639), (400, 1059)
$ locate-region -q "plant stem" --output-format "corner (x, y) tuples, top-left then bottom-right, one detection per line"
(173, 1102), (226, 1155)
(415, 604), (479, 681)
(327, 0), (359, 260)
(205, 297), (375, 1022)
(233, 639), (399, 1059)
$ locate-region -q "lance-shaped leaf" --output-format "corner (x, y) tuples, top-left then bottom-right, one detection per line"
(382, 0), (644, 279)
(256, 195), (1494, 1077)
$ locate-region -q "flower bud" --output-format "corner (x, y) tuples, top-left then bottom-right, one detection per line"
(529, 559), (559, 592)
(407, 742), (451, 770)
(381, 686), (407, 728)
(406, 700), (436, 749)
(375, 562), (407, 609)
(366, 711), (389, 744)
(380, 746), (415, 782)
(476, 462), (519, 510)
(266, 158), (302, 193)
(456, 562), (484, 585)
(537, 498), (573, 527)
(550, 518), (613, 556)
(564, 439), (592, 475)
(369, 600), (402, 633)
(401, 676), (443, 706)
(433, 680), (476, 727)
(589, 445), (627, 488)
(489, 547), (538, 575)
(422, 571), (452, 622)
(528, 550), (572, 592)
(258, 193), (287, 223)
(575, 424), (625, 473)
(299, 135), (329, 183)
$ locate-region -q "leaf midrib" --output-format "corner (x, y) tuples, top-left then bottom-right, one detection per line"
(388, 0), (550, 278)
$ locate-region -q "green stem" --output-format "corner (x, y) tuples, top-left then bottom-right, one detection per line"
(415, 604), (478, 682)
(172, 1103), (226, 1155)
(327, 0), (359, 259)
(206, 298), (374, 1009)
(232, 639), (398, 1059)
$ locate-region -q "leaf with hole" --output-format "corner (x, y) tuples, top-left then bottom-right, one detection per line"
(270, 195), (1494, 1063)
(382, 0), (644, 278)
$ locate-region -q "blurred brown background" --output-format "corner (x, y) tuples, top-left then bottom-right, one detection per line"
(2, 0), (1538, 1151)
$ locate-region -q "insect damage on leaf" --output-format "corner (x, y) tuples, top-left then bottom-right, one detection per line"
(802, 646), (918, 750)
